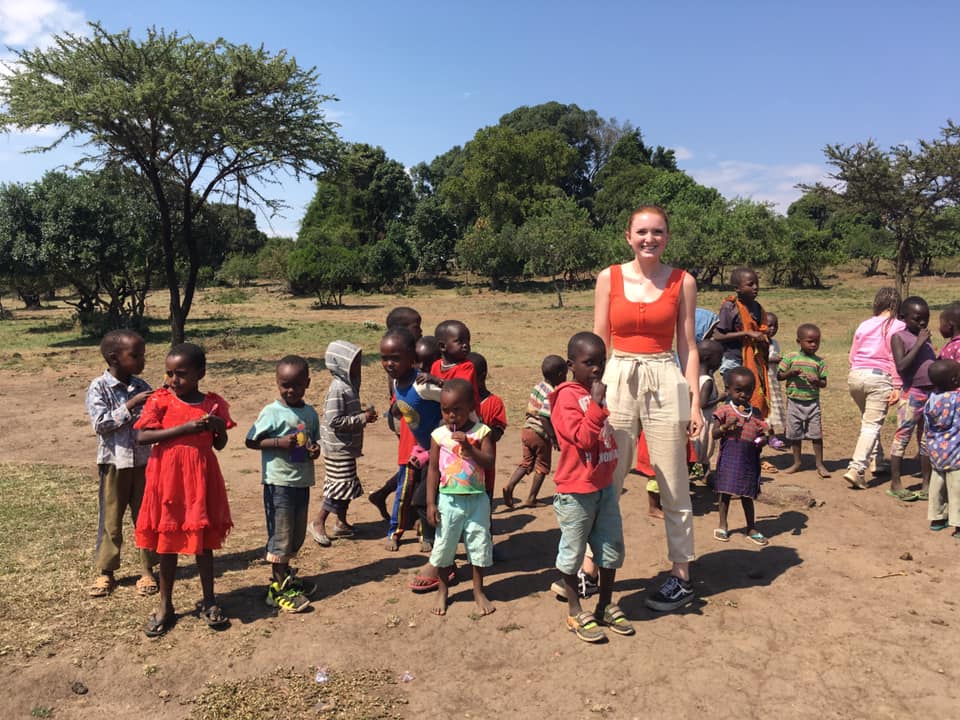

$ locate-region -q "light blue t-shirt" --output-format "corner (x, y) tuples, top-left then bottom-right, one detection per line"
(246, 400), (320, 487)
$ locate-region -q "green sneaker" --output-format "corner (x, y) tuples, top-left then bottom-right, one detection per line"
(266, 577), (311, 613)
(286, 568), (316, 598)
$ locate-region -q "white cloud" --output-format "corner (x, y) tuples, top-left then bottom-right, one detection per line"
(673, 145), (693, 161)
(0, 0), (86, 48)
(687, 159), (829, 213)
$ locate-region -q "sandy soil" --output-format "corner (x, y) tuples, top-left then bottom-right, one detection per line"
(1, 288), (958, 720)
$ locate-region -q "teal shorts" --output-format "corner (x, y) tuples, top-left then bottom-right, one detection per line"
(429, 492), (492, 568)
(553, 484), (624, 575)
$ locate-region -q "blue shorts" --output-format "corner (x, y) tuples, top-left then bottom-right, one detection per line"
(264, 485), (310, 563)
(429, 492), (492, 568)
(553, 484), (624, 575)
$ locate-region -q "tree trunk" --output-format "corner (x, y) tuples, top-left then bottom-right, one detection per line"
(554, 274), (564, 308)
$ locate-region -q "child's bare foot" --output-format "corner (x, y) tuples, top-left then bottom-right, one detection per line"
(385, 537), (399, 551)
(816, 465), (831, 478)
(647, 507), (665, 519)
(368, 491), (389, 521)
(783, 464), (801, 474)
(474, 591), (495, 616)
(419, 539), (433, 553)
(432, 583), (449, 615)
(501, 487), (515, 510)
(516, 499), (537, 509)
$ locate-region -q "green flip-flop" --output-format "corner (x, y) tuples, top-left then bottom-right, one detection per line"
(885, 489), (917, 501)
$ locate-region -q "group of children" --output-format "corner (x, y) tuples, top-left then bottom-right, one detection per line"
(84, 278), (960, 642)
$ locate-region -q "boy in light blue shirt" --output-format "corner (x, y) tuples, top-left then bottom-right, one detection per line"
(246, 355), (321, 613)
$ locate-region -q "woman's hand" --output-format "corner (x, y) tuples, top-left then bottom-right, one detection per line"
(688, 406), (704, 438)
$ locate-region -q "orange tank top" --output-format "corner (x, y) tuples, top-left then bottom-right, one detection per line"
(608, 264), (685, 353)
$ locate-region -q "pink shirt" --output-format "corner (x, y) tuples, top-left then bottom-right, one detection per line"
(848, 315), (905, 388)
(939, 336), (960, 362)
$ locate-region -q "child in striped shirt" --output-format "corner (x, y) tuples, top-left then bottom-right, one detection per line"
(779, 323), (830, 477)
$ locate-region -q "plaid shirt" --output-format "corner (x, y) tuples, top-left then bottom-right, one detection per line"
(85, 370), (153, 468)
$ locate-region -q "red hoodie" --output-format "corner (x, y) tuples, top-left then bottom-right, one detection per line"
(549, 381), (619, 495)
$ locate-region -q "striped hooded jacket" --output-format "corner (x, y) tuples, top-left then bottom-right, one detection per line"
(321, 340), (368, 458)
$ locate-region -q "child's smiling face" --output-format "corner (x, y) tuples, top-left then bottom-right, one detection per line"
(380, 336), (415, 380)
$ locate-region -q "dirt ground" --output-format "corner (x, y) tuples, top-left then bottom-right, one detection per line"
(1, 282), (958, 719)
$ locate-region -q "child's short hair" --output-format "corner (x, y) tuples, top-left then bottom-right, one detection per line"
(797, 323), (820, 338)
(725, 366), (755, 390)
(168, 342), (206, 373)
(434, 319), (469, 343)
(442, 377), (475, 407)
(541, 354), (566, 380)
(872, 287), (901, 317)
(99, 329), (143, 362)
(765, 311), (778, 324)
(277, 354), (309, 376)
(940, 301), (960, 329)
(730, 267), (757, 287)
(929, 359), (960, 392)
(386, 306), (421, 330)
(900, 296), (929, 315)
(382, 326), (417, 355)
(567, 331), (605, 359)
(468, 351), (487, 378)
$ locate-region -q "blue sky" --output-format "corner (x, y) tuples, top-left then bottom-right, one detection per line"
(1, 0), (958, 237)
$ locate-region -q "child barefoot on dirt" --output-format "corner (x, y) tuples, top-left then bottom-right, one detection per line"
(888, 297), (936, 500)
(85, 330), (157, 598)
(245, 355), (321, 613)
(425, 378), (496, 616)
(551, 332), (632, 643)
(779, 323), (830, 477)
(135, 343), (235, 637)
(924, 359), (960, 537)
(382, 328), (442, 552)
(308, 341), (377, 546)
(503, 354), (566, 510)
(712, 368), (772, 546)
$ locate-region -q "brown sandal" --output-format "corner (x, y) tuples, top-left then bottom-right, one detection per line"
(88, 574), (115, 598)
(136, 575), (159, 596)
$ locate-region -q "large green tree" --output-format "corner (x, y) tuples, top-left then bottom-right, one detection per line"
(0, 23), (340, 342)
(806, 122), (960, 295)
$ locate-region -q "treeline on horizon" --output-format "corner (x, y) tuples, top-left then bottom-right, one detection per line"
(3, 100), (959, 325)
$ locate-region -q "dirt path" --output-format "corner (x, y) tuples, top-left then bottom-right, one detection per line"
(1, 288), (958, 719)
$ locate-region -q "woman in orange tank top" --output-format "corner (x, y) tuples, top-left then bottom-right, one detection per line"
(593, 205), (702, 613)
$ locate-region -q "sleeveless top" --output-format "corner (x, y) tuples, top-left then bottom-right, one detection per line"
(609, 264), (685, 353)
(893, 329), (935, 391)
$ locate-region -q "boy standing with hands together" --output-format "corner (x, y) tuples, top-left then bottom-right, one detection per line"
(779, 323), (830, 477)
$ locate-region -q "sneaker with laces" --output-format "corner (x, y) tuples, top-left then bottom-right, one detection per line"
(645, 575), (695, 612)
(266, 577), (311, 613)
(843, 467), (867, 490)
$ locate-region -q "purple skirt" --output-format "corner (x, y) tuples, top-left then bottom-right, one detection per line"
(714, 438), (761, 499)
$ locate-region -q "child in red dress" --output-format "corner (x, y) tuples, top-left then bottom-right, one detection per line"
(135, 343), (235, 637)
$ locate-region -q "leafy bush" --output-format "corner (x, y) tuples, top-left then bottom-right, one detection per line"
(216, 253), (258, 287)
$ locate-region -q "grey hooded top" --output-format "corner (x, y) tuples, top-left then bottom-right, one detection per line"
(321, 340), (367, 458)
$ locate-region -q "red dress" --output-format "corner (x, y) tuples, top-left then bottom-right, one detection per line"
(478, 392), (507, 495)
(134, 388), (235, 554)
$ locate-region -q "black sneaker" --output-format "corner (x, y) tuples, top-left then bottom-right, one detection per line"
(645, 575), (695, 612)
(287, 568), (316, 598)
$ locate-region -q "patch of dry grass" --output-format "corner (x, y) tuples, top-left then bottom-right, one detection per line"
(188, 666), (405, 720)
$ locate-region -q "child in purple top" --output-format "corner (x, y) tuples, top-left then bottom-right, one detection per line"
(938, 302), (960, 362)
(924, 360), (960, 537)
(889, 297), (936, 500)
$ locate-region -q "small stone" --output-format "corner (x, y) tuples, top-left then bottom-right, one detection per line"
(70, 681), (88, 695)
(900, 552), (913, 561)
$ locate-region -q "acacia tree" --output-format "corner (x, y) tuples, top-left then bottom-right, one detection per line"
(0, 23), (340, 342)
(806, 122), (960, 295)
